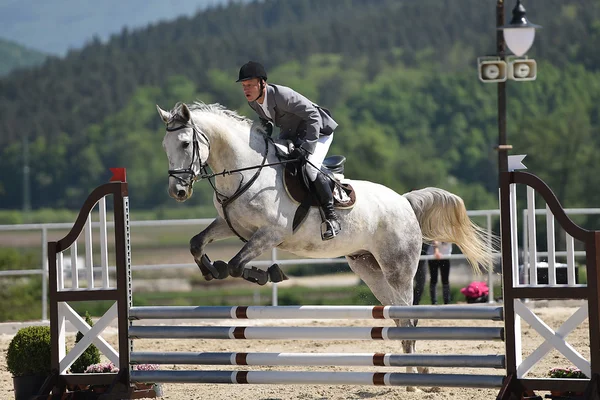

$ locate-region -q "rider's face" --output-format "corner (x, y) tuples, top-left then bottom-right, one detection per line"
(241, 78), (263, 101)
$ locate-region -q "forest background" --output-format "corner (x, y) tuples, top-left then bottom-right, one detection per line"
(1, 0), (599, 223)
(2, 0), (600, 320)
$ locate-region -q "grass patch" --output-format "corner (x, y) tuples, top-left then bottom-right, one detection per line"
(0, 276), (43, 322)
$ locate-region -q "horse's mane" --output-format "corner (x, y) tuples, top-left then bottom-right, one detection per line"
(170, 101), (253, 127)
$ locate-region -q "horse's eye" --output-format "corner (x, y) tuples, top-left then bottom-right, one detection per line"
(182, 142), (190, 149)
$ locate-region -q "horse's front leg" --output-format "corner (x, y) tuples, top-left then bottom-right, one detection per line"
(227, 227), (286, 285)
(189, 217), (236, 280)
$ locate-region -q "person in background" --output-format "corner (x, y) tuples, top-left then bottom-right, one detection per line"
(427, 241), (453, 304)
(413, 243), (428, 305)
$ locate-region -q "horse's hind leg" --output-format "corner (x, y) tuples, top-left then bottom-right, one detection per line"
(346, 253), (428, 384)
(370, 241), (432, 390)
(346, 254), (396, 305)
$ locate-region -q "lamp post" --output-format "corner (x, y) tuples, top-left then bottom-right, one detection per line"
(492, 3), (541, 394)
(495, 0), (541, 174)
(477, 0), (540, 305)
(496, 0), (508, 174)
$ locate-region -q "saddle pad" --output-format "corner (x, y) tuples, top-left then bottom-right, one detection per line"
(283, 167), (356, 209)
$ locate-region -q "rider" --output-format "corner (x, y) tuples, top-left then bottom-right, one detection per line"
(236, 61), (341, 240)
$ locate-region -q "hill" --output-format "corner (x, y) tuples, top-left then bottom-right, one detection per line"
(0, 0), (252, 55)
(0, 38), (47, 76)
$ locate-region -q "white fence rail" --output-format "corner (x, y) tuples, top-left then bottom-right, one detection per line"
(2, 208), (599, 321)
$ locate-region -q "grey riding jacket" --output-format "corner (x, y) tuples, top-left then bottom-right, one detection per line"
(248, 84), (338, 154)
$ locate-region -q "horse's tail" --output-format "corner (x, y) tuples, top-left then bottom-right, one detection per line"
(404, 187), (497, 273)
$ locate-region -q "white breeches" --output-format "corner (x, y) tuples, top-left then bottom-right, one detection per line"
(306, 133), (333, 181)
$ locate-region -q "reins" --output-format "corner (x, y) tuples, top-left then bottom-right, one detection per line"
(197, 158), (299, 181)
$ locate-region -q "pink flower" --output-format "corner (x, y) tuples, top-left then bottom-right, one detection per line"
(133, 364), (159, 371)
(549, 366), (588, 379)
(460, 281), (489, 299)
(84, 362), (119, 373)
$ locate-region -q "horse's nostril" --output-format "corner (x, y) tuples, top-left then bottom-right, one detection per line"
(177, 190), (186, 198)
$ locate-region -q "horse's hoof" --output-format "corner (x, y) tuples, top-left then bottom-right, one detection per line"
(242, 267), (269, 286)
(196, 255), (214, 281)
(268, 264), (289, 283)
(213, 260), (230, 280)
(229, 264), (244, 278)
(200, 255), (228, 280)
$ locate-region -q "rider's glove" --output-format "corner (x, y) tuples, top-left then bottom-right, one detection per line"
(290, 146), (309, 160)
(260, 118), (274, 136)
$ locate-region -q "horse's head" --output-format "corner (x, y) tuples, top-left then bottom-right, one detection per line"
(157, 102), (210, 202)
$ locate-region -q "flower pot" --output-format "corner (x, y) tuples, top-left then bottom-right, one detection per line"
(91, 385), (108, 394)
(466, 295), (488, 303)
(153, 383), (163, 397)
(135, 383), (154, 391)
(134, 383), (163, 397)
(12, 375), (47, 400)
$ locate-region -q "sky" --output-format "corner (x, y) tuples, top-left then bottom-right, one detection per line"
(0, 0), (244, 55)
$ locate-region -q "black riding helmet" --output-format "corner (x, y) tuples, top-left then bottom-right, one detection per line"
(236, 61), (267, 82)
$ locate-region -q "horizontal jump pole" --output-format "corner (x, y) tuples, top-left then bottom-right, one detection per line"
(128, 326), (504, 341)
(131, 370), (505, 388)
(129, 305), (504, 321)
(130, 351), (506, 369)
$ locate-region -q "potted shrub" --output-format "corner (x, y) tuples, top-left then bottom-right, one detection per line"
(6, 325), (51, 400)
(65, 312), (101, 394)
(132, 363), (161, 394)
(84, 362), (119, 393)
(548, 367), (587, 379)
(70, 312), (101, 374)
(84, 362), (162, 396)
(548, 366), (587, 398)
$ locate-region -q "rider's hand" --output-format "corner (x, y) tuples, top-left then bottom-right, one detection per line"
(260, 118), (274, 136)
(290, 146), (309, 160)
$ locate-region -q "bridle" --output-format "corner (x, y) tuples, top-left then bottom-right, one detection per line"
(165, 120), (210, 189)
(164, 117), (297, 242)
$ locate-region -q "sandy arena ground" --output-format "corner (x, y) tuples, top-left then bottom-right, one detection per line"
(0, 305), (590, 400)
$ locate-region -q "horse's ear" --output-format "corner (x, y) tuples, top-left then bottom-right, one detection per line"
(156, 105), (171, 123)
(181, 103), (191, 122)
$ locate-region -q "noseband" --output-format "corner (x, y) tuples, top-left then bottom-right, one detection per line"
(165, 121), (210, 188)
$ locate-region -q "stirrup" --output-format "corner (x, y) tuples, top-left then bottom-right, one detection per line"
(320, 219), (340, 241)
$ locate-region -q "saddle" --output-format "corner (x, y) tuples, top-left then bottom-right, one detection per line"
(283, 154), (356, 233)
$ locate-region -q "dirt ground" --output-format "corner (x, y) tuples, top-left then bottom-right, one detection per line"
(0, 305), (590, 400)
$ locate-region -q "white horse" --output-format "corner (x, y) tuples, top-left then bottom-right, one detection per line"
(156, 101), (495, 385)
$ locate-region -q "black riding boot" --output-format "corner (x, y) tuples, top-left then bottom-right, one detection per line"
(312, 174), (341, 240)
